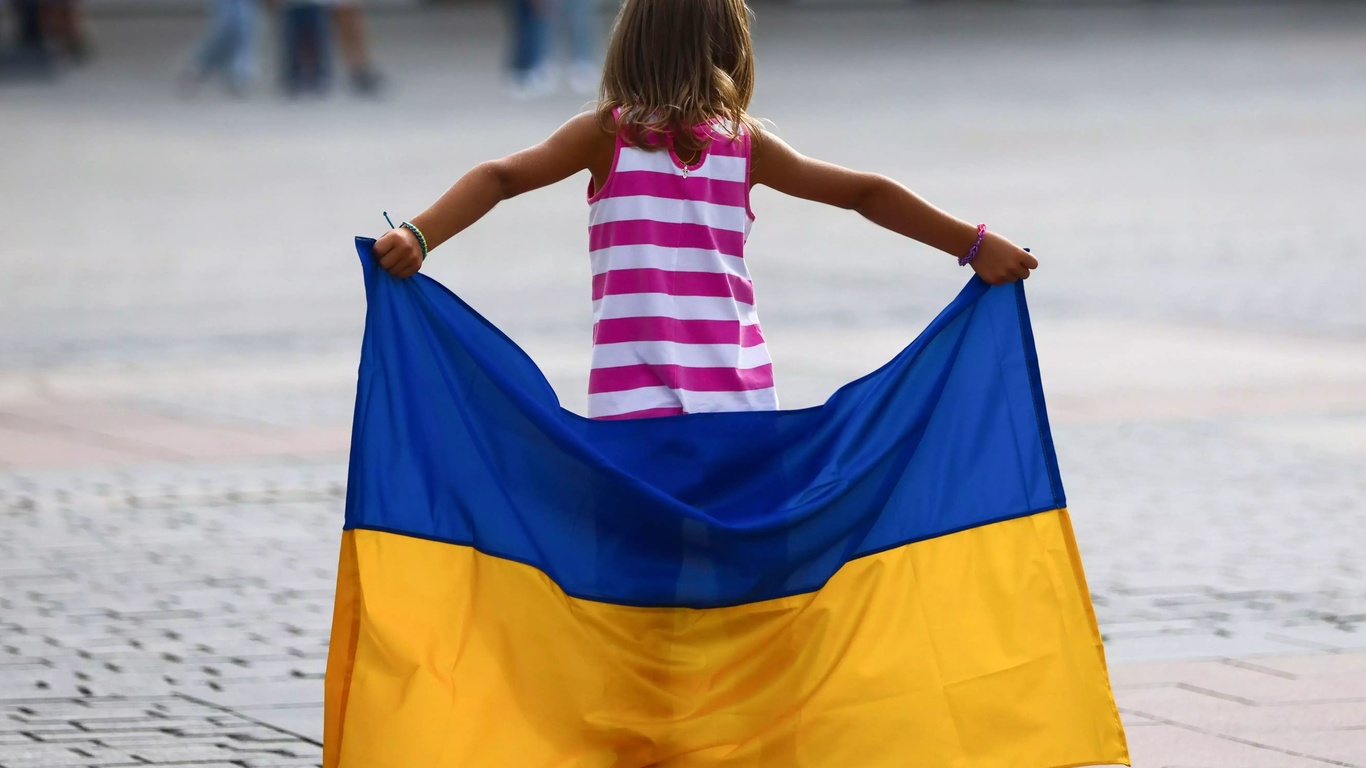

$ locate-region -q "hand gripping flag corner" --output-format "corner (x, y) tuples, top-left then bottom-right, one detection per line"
(324, 237), (1130, 768)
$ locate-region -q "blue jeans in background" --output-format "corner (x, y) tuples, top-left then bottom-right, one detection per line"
(505, 0), (549, 83)
(558, 0), (598, 69)
(192, 0), (255, 91)
(281, 2), (331, 95)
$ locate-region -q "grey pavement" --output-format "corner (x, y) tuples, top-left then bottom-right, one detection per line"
(2, 3), (1366, 766)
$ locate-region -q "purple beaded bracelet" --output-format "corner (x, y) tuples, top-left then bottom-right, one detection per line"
(959, 223), (987, 266)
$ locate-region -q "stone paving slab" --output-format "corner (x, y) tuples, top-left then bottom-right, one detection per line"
(1124, 724), (1356, 768)
(0, 696), (320, 768)
(1115, 652), (1366, 766)
(0, 313), (1362, 470)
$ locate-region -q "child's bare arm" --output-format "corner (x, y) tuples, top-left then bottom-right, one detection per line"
(374, 112), (610, 278)
(751, 130), (1038, 285)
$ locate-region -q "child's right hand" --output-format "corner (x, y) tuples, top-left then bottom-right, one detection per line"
(374, 227), (425, 279)
(970, 232), (1038, 286)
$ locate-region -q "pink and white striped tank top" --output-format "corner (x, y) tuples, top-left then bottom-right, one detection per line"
(586, 121), (777, 420)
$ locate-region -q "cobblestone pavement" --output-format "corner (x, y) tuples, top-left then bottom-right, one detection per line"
(0, 464), (340, 759)
(3, 3), (1366, 766)
(0, 697), (319, 768)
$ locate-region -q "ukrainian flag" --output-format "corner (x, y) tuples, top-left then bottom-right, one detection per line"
(324, 238), (1129, 767)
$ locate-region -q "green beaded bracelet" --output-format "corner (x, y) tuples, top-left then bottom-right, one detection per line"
(399, 221), (429, 261)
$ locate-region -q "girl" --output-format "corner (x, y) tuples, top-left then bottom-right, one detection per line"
(373, 0), (1037, 421)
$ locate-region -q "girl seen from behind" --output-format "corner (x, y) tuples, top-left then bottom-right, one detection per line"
(373, 0), (1038, 420)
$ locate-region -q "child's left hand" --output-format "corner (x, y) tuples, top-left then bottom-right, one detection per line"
(970, 232), (1038, 286)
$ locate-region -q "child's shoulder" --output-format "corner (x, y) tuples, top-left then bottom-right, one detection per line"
(561, 109), (617, 135)
(569, 107), (768, 159)
(553, 111), (618, 184)
(552, 111), (619, 153)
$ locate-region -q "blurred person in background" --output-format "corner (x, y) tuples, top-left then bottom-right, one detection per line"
(555, 0), (601, 96)
(280, 0), (331, 96)
(1, 0), (53, 77)
(332, 1), (383, 96)
(182, 0), (257, 96)
(2, 0), (88, 77)
(504, 0), (601, 99)
(42, 0), (90, 62)
(504, 0), (551, 98)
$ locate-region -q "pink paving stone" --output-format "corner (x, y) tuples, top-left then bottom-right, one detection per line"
(0, 401), (349, 467)
(1255, 730), (1366, 766)
(4, 400), (281, 451)
(273, 426), (352, 456)
(1046, 382), (1366, 426)
(1117, 657), (1366, 705)
(0, 423), (169, 468)
(1117, 685), (1366, 736)
(1110, 660), (1214, 689)
(107, 421), (300, 461)
(1126, 724), (1355, 767)
(1253, 653), (1366, 679)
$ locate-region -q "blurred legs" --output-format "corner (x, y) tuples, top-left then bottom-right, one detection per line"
(190, 0), (254, 93)
(281, 2), (330, 96)
(333, 4), (383, 95)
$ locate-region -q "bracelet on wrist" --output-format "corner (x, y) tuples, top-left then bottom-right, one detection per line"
(400, 221), (429, 262)
(959, 223), (987, 266)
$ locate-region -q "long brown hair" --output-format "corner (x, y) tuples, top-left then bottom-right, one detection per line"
(597, 0), (762, 158)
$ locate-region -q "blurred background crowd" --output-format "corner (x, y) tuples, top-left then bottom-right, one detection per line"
(1, 0), (93, 71)
(0, 0), (603, 97)
(0, 0), (1216, 100)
